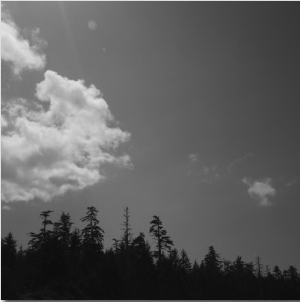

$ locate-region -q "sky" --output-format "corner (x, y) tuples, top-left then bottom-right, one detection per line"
(1, 2), (300, 271)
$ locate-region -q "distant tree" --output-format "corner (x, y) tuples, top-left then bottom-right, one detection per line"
(221, 258), (232, 276)
(232, 255), (245, 275)
(203, 246), (221, 272)
(179, 249), (192, 272)
(53, 212), (73, 248)
(244, 261), (255, 277)
(70, 228), (82, 253)
(149, 215), (174, 263)
(112, 238), (121, 253)
(273, 265), (282, 280)
(286, 265), (299, 282)
(81, 206), (104, 254)
(130, 232), (155, 298)
(168, 248), (180, 267)
(255, 256), (263, 278)
(2, 232), (17, 266)
(28, 210), (54, 251)
(121, 207), (133, 251)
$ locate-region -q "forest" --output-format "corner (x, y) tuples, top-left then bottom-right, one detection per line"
(2, 206), (300, 299)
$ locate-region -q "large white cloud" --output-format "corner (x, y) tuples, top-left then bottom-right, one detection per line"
(1, 10), (46, 74)
(1, 71), (131, 202)
(242, 177), (276, 206)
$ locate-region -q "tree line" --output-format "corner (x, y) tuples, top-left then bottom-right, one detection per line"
(2, 206), (300, 299)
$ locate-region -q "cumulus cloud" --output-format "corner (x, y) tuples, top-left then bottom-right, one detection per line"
(242, 177), (276, 206)
(1, 10), (46, 74)
(1, 70), (131, 202)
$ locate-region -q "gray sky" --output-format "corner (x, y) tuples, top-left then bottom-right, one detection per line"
(2, 2), (300, 270)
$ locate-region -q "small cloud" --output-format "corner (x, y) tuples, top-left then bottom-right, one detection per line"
(228, 153), (254, 173)
(189, 153), (198, 162)
(2, 205), (12, 211)
(286, 176), (300, 187)
(188, 153), (220, 184)
(87, 19), (97, 31)
(1, 9), (46, 75)
(242, 177), (276, 207)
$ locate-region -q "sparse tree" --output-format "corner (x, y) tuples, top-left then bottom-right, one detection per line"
(273, 265), (282, 280)
(121, 207), (133, 250)
(255, 256), (263, 278)
(149, 215), (173, 263)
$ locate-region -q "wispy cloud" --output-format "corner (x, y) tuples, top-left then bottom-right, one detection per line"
(242, 177), (276, 206)
(188, 153), (220, 184)
(188, 153), (198, 162)
(1, 8), (46, 74)
(227, 153), (254, 173)
(2, 205), (12, 211)
(286, 176), (300, 187)
(1, 70), (132, 203)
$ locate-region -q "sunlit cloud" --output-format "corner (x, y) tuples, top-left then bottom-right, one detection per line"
(1, 9), (46, 74)
(2, 70), (132, 203)
(87, 19), (97, 31)
(242, 177), (276, 206)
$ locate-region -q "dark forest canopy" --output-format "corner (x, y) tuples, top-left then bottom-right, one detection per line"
(2, 206), (300, 299)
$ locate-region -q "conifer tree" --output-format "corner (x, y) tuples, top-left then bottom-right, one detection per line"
(53, 212), (73, 248)
(70, 228), (82, 253)
(273, 265), (282, 280)
(202, 246), (221, 273)
(179, 249), (192, 272)
(233, 255), (245, 275)
(81, 206), (104, 253)
(121, 207), (133, 250)
(28, 210), (54, 251)
(149, 215), (173, 263)
(1, 232), (17, 266)
(255, 256), (263, 278)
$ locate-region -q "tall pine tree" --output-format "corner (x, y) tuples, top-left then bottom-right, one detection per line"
(149, 215), (173, 263)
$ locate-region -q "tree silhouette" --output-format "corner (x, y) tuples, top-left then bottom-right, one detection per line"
(81, 206), (104, 254)
(149, 215), (173, 263)
(255, 256), (263, 278)
(202, 246), (221, 272)
(121, 207), (133, 251)
(53, 212), (73, 249)
(1, 207), (300, 300)
(28, 210), (54, 251)
(1, 232), (17, 266)
(179, 249), (192, 272)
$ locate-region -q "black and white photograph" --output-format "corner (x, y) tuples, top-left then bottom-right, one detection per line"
(1, 1), (300, 299)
